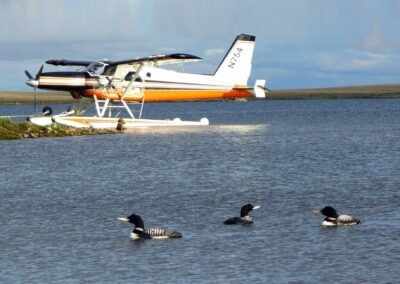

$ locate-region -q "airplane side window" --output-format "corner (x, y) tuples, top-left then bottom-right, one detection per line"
(124, 71), (136, 81)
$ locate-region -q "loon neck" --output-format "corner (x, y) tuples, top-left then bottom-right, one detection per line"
(133, 227), (144, 233)
(327, 213), (339, 218)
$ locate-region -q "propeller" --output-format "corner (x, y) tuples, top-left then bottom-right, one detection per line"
(25, 65), (43, 89)
(24, 70), (33, 80)
(36, 65), (43, 79)
(24, 64), (43, 81)
(24, 65), (43, 112)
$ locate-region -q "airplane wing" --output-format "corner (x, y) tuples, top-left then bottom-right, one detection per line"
(46, 59), (94, 67)
(46, 54), (201, 68)
(108, 53), (202, 66)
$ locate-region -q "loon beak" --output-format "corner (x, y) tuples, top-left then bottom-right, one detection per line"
(313, 209), (322, 215)
(253, 205), (261, 210)
(117, 217), (129, 222)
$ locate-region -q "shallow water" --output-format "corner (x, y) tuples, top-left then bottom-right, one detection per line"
(1, 99), (399, 283)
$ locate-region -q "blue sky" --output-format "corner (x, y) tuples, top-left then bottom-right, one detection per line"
(0, 0), (399, 91)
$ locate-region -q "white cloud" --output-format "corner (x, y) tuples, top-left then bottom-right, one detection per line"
(317, 50), (396, 73)
(364, 22), (385, 51)
(204, 48), (225, 57)
(0, 0), (140, 44)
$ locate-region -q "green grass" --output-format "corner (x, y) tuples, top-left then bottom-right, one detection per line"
(0, 118), (116, 140)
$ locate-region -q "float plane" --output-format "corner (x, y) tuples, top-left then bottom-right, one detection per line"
(24, 34), (267, 128)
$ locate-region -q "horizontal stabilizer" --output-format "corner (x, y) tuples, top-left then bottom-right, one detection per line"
(254, 80), (269, 98)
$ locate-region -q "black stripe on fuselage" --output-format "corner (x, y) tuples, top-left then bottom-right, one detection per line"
(37, 85), (89, 91)
(40, 71), (90, 78)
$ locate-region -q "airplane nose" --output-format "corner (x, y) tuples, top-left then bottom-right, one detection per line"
(26, 79), (39, 88)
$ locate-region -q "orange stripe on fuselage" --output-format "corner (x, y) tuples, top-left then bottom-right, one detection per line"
(81, 89), (251, 102)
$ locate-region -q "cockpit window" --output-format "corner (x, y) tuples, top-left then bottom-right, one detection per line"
(103, 65), (117, 76)
(85, 62), (106, 75)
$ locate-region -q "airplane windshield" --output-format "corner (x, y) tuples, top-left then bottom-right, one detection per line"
(85, 62), (106, 75)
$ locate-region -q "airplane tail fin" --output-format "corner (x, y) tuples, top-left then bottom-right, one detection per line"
(214, 34), (255, 86)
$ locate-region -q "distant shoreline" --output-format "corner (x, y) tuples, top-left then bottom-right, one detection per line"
(267, 84), (400, 100)
(1, 84), (400, 104)
(0, 91), (76, 104)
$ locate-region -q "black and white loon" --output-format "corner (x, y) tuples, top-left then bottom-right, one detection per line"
(223, 204), (261, 225)
(117, 213), (182, 240)
(319, 206), (361, 227)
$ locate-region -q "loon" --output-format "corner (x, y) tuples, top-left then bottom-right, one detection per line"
(319, 206), (361, 227)
(223, 204), (261, 225)
(117, 213), (182, 240)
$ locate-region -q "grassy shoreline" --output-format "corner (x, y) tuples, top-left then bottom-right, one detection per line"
(267, 84), (400, 100)
(0, 91), (76, 104)
(0, 118), (116, 140)
(0, 84), (400, 104)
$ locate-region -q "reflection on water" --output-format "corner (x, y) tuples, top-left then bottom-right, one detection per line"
(0, 99), (399, 283)
(124, 124), (268, 135)
(212, 124), (268, 132)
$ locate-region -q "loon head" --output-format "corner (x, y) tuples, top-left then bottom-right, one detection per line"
(319, 206), (339, 218)
(117, 213), (145, 230)
(240, 204), (261, 217)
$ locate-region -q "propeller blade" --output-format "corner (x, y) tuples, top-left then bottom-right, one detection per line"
(24, 70), (33, 80)
(35, 65), (44, 80)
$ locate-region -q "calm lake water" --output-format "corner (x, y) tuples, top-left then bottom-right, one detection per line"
(1, 99), (399, 283)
